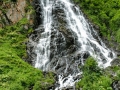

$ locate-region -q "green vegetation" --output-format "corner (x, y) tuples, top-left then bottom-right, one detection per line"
(0, 1), (55, 89)
(0, 45), (55, 90)
(0, 18), (31, 58)
(74, 0), (120, 43)
(1, 0), (120, 89)
(76, 57), (120, 90)
(73, 1), (120, 88)
(0, 17), (55, 90)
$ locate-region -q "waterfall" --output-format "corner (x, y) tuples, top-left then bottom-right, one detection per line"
(34, 0), (53, 71)
(29, 0), (116, 89)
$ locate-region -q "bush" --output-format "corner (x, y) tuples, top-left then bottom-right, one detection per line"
(76, 57), (112, 90)
(74, 0), (120, 45)
(0, 9), (55, 90)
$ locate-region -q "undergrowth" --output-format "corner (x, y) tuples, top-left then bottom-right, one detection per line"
(76, 57), (120, 90)
(0, 3), (55, 89)
(74, 0), (120, 47)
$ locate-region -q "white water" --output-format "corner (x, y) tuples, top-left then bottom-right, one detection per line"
(34, 0), (53, 71)
(33, 0), (116, 89)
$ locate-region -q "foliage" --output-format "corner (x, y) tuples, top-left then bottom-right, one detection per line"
(76, 57), (112, 90)
(0, 18), (29, 58)
(0, 2), (55, 89)
(0, 46), (55, 89)
(105, 66), (120, 81)
(116, 29), (120, 42)
(74, 0), (120, 46)
(73, 0), (120, 89)
(0, 17), (55, 89)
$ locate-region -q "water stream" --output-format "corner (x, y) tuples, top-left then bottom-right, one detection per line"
(29, 0), (116, 89)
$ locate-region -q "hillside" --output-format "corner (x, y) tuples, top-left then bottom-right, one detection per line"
(0, 0), (55, 89)
(0, 0), (120, 90)
(74, 0), (120, 89)
(74, 0), (120, 54)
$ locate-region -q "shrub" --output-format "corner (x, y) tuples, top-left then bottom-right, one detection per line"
(76, 57), (112, 90)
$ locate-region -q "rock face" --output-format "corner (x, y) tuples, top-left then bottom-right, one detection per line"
(27, 0), (90, 78)
(0, 0), (26, 27)
(6, 0), (26, 24)
(0, 0), (35, 62)
(111, 58), (120, 66)
(27, 0), (120, 89)
(48, 5), (90, 76)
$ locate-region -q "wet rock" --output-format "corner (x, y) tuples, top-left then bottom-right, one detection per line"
(108, 52), (113, 58)
(67, 45), (78, 54)
(112, 80), (120, 90)
(82, 51), (90, 59)
(62, 86), (75, 90)
(66, 35), (75, 46)
(35, 25), (44, 33)
(33, 0), (43, 27)
(116, 51), (120, 57)
(111, 58), (120, 66)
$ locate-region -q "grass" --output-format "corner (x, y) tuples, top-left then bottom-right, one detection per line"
(76, 57), (120, 90)
(0, 15), (55, 90)
(74, 0), (120, 48)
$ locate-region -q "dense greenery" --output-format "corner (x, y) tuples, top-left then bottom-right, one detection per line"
(76, 57), (120, 90)
(0, 17), (55, 90)
(0, 1), (55, 89)
(0, 46), (55, 90)
(1, 0), (120, 89)
(73, 1), (120, 89)
(74, 0), (120, 43)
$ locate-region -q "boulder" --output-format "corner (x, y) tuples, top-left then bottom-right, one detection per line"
(6, 0), (26, 24)
(111, 58), (120, 66)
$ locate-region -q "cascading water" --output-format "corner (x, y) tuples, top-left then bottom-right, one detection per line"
(29, 0), (116, 89)
(34, 0), (53, 71)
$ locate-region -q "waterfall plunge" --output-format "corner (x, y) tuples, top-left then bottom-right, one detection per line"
(30, 0), (116, 89)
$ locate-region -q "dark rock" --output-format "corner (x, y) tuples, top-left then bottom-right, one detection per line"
(35, 25), (44, 33)
(82, 51), (90, 59)
(108, 52), (114, 58)
(66, 35), (75, 46)
(117, 51), (120, 57)
(112, 80), (120, 90)
(67, 45), (78, 54)
(111, 58), (120, 66)
(61, 86), (75, 90)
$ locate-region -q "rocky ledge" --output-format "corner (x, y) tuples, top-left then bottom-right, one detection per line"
(0, 0), (34, 28)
